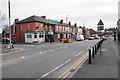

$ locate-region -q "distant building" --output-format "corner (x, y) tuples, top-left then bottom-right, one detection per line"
(54, 20), (78, 41)
(89, 29), (97, 37)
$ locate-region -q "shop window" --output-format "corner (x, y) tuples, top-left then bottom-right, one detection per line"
(39, 33), (44, 38)
(41, 33), (44, 38)
(34, 34), (37, 38)
(27, 35), (32, 38)
(39, 34), (42, 38)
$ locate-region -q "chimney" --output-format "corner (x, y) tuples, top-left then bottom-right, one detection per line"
(15, 18), (19, 23)
(60, 19), (63, 24)
(74, 23), (77, 27)
(69, 21), (71, 26)
(41, 16), (46, 19)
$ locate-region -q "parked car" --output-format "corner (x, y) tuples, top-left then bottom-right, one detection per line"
(88, 37), (94, 40)
(102, 36), (107, 40)
(2, 38), (15, 44)
(94, 36), (100, 39)
(76, 35), (84, 41)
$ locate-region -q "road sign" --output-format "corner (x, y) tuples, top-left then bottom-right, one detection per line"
(97, 27), (104, 31)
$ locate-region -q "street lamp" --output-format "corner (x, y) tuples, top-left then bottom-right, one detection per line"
(97, 19), (104, 54)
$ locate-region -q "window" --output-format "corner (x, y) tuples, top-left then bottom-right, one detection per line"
(28, 24), (30, 30)
(34, 33), (37, 38)
(21, 25), (23, 30)
(58, 34), (60, 38)
(39, 33), (44, 38)
(34, 35), (37, 38)
(39, 33), (42, 38)
(27, 35), (32, 38)
(56, 26), (59, 31)
(63, 27), (65, 32)
(13, 23), (16, 34)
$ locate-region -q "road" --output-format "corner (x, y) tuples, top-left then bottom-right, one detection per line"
(2, 40), (100, 78)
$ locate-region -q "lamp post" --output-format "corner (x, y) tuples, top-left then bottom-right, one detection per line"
(97, 19), (104, 54)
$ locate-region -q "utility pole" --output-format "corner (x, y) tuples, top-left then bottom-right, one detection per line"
(8, 0), (12, 48)
(97, 19), (104, 55)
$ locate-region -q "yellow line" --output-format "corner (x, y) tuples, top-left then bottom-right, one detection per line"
(63, 53), (88, 79)
(72, 53), (88, 69)
(57, 52), (89, 80)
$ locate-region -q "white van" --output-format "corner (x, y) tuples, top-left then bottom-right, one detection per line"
(76, 34), (84, 41)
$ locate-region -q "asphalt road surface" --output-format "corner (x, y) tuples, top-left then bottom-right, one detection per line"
(2, 40), (100, 78)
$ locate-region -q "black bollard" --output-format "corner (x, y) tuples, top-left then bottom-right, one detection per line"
(92, 46), (95, 58)
(89, 49), (92, 64)
(95, 45), (97, 54)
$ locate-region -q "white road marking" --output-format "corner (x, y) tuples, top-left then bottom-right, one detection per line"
(2, 56), (27, 65)
(39, 52), (43, 54)
(64, 59), (71, 64)
(75, 50), (84, 57)
(41, 59), (72, 78)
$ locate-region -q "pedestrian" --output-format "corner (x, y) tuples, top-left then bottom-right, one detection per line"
(11, 44), (14, 48)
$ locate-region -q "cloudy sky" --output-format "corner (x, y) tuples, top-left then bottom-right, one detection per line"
(0, 0), (119, 31)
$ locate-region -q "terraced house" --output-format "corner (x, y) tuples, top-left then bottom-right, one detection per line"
(10, 15), (78, 43)
(54, 20), (78, 42)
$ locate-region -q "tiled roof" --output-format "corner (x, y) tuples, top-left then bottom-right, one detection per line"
(57, 23), (76, 27)
(16, 15), (48, 24)
(89, 29), (96, 34)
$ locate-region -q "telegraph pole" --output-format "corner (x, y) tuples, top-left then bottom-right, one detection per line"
(8, 0), (12, 48)
(97, 19), (104, 55)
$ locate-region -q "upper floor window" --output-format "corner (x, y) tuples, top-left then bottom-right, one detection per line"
(63, 27), (65, 32)
(21, 25), (23, 30)
(56, 26), (59, 31)
(28, 24), (30, 30)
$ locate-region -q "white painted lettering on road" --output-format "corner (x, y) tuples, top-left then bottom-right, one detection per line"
(2, 56), (27, 65)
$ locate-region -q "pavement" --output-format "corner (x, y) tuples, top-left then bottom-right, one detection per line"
(1, 44), (22, 54)
(71, 38), (119, 80)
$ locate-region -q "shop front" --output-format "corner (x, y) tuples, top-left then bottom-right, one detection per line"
(24, 29), (45, 44)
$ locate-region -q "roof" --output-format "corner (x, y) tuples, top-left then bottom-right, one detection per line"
(16, 15), (49, 24)
(57, 23), (76, 27)
(89, 29), (96, 34)
(97, 19), (104, 25)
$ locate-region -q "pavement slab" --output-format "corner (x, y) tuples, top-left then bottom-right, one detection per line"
(72, 39), (118, 79)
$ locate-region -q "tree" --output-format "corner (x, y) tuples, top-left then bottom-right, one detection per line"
(0, 11), (8, 34)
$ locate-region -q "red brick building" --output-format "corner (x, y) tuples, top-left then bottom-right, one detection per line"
(11, 15), (46, 43)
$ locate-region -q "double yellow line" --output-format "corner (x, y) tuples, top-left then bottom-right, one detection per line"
(57, 52), (89, 80)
